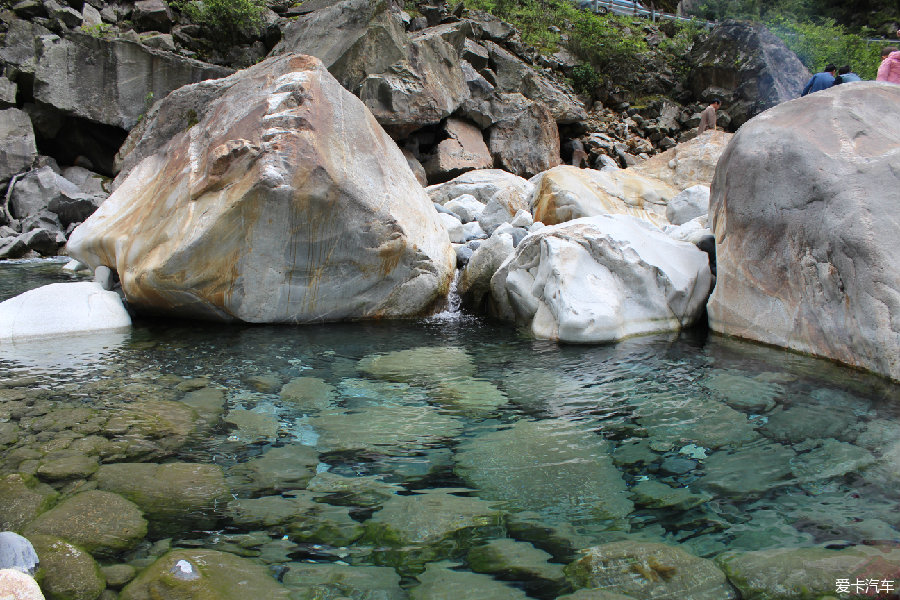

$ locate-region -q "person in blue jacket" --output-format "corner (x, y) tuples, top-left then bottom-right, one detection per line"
(801, 64), (837, 96)
(834, 65), (862, 84)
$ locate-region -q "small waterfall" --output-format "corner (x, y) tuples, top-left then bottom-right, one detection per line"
(425, 269), (466, 323)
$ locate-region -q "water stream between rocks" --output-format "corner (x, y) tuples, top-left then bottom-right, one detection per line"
(1, 259), (899, 599)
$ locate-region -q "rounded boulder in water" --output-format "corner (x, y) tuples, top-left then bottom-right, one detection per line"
(0, 532), (38, 575)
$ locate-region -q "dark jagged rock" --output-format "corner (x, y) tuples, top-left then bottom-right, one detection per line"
(688, 20), (810, 129)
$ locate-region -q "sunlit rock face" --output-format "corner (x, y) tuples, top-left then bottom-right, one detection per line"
(708, 82), (900, 381)
(67, 53), (455, 323)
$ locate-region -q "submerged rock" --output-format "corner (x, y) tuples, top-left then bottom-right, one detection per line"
(95, 463), (229, 534)
(23, 490), (146, 558)
(490, 215), (711, 343)
(119, 549), (290, 600)
(467, 538), (566, 584)
(27, 534), (105, 600)
(229, 493), (364, 547)
(707, 83), (900, 381)
(279, 377), (336, 412)
(409, 562), (530, 600)
(227, 444), (319, 495)
(454, 418), (633, 523)
(698, 442), (795, 496)
(566, 541), (736, 599)
(67, 54), (454, 323)
(281, 563), (405, 600)
(717, 544), (900, 600)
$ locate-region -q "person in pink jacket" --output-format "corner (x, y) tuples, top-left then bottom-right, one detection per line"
(877, 46), (900, 83)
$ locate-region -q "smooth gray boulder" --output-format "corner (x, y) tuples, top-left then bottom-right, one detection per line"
(0, 282), (130, 342)
(427, 169), (533, 207)
(491, 215), (712, 342)
(458, 231), (514, 310)
(708, 82), (900, 381)
(487, 93), (561, 177)
(9, 166), (102, 225)
(666, 185), (710, 225)
(68, 54), (454, 323)
(0, 109), (37, 183)
(29, 32), (231, 130)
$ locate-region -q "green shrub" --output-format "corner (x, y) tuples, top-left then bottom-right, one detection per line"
(168, 0), (266, 45)
(767, 17), (884, 80)
(570, 63), (600, 95)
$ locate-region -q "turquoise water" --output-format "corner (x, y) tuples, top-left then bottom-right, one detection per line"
(1, 259), (899, 597)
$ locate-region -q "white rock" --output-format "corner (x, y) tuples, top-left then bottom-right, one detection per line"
(94, 265), (114, 290)
(510, 209), (533, 228)
(426, 169), (533, 206)
(444, 194), (485, 223)
(491, 214), (712, 343)
(666, 185), (710, 225)
(438, 212), (466, 243)
(0, 281), (131, 342)
(664, 216), (711, 245)
(61, 259), (89, 272)
(461, 220), (487, 241)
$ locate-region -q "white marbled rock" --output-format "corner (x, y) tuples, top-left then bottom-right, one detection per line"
(67, 54), (454, 323)
(0, 282), (130, 342)
(666, 184), (710, 225)
(491, 215), (711, 342)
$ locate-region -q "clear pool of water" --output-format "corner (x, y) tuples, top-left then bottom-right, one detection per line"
(2, 259), (898, 598)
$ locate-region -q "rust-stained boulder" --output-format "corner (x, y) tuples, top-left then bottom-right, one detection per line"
(530, 165), (676, 227)
(631, 130), (733, 191)
(66, 54), (454, 323)
(708, 82), (900, 381)
(425, 118), (493, 181)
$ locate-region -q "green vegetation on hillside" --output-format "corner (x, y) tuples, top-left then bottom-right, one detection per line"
(168, 0), (266, 45)
(693, 0), (899, 36)
(463, 0), (703, 93)
(768, 18), (884, 80)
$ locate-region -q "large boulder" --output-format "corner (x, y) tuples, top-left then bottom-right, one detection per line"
(488, 94), (561, 177)
(427, 169), (533, 207)
(491, 215), (711, 342)
(425, 118), (493, 181)
(0, 109), (37, 184)
(631, 130), (733, 191)
(530, 165), (676, 227)
(9, 166), (102, 226)
(688, 20), (810, 129)
(707, 82), (900, 381)
(0, 282), (131, 342)
(66, 54), (455, 323)
(273, 0), (468, 136)
(23, 33), (232, 130)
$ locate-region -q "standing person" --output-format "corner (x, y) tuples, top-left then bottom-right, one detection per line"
(834, 65), (861, 84)
(877, 47), (900, 83)
(697, 99), (720, 135)
(801, 64), (837, 96)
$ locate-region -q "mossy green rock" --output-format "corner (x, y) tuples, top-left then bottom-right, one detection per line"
(701, 371), (783, 413)
(699, 442), (795, 496)
(309, 405), (464, 455)
(0, 473), (58, 531)
(227, 444), (319, 495)
(788, 439), (876, 483)
(119, 549), (290, 600)
(761, 405), (858, 444)
(556, 591), (637, 600)
(281, 562), (405, 600)
(24, 490), (146, 558)
(179, 387), (225, 428)
(467, 538), (566, 583)
(35, 451), (100, 482)
(431, 377), (508, 414)
(358, 347), (476, 384)
(566, 541), (736, 600)
(95, 462), (229, 533)
(305, 471), (402, 508)
(229, 493), (364, 547)
(365, 490), (505, 573)
(29, 534), (105, 600)
(635, 395), (759, 450)
(224, 409), (279, 443)
(280, 377), (336, 411)
(100, 564), (136, 589)
(716, 544), (900, 600)
(630, 480), (712, 511)
(455, 419), (633, 522)
(409, 562), (529, 600)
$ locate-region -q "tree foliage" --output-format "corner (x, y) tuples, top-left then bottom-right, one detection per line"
(168, 0), (266, 45)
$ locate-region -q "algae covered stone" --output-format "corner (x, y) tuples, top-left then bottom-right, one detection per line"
(95, 462), (229, 533)
(409, 562), (530, 600)
(308, 405), (464, 455)
(630, 480), (712, 511)
(0, 474), (58, 531)
(357, 347), (476, 385)
(566, 541), (736, 600)
(281, 563), (405, 600)
(467, 538), (566, 583)
(698, 442), (796, 496)
(24, 490), (146, 558)
(28, 534), (105, 600)
(454, 419), (633, 523)
(227, 444), (320, 495)
(119, 549), (290, 600)
(717, 544), (900, 600)
(229, 493), (364, 547)
(280, 377), (336, 412)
